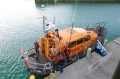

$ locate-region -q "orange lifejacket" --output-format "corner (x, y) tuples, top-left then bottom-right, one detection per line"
(49, 54), (55, 60)
(64, 48), (71, 55)
(58, 57), (65, 65)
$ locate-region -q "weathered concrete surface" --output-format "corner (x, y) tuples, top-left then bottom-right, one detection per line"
(50, 37), (120, 79)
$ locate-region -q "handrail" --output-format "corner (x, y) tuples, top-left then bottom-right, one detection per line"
(97, 40), (106, 51)
(30, 62), (52, 70)
(56, 41), (68, 50)
(94, 22), (106, 27)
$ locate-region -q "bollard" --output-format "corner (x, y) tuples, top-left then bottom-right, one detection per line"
(103, 39), (108, 47)
(86, 48), (92, 59)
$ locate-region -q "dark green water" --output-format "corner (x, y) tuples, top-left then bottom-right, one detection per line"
(0, 0), (120, 79)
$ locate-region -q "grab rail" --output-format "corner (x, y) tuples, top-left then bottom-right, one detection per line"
(97, 40), (106, 51)
(30, 62), (52, 70)
(94, 22), (106, 27)
(56, 41), (68, 50)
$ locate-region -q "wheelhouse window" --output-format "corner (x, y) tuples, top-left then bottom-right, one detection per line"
(77, 38), (83, 45)
(84, 35), (90, 41)
(69, 41), (76, 48)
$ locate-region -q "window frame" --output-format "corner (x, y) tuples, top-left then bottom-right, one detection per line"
(84, 35), (90, 41)
(77, 38), (83, 45)
(69, 41), (76, 48)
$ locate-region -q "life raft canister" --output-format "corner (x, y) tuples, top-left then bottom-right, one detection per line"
(26, 59), (31, 67)
(21, 50), (25, 58)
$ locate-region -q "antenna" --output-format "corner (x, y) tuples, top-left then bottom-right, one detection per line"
(69, 23), (74, 44)
(43, 16), (46, 33)
(54, 0), (57, 23)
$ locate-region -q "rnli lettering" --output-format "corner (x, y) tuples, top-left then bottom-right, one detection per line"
(72, 46), (81, 51)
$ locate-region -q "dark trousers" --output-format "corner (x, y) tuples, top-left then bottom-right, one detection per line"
(51, 61), (55, 69)
(35, 48), (39, 55)
(58, 65), (63, 73)
(66, 54), (70, 62)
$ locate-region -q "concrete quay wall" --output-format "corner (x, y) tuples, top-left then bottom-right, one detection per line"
(35, 0), (120, 2)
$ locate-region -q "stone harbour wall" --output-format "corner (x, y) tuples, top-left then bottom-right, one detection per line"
(35, 0), (120, 2)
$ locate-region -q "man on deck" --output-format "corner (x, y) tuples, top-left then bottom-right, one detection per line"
(49, 52), (55, 69)
(34, 40), (39, 55)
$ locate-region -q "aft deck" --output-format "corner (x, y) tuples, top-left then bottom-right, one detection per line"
(25, 48), (50, 64)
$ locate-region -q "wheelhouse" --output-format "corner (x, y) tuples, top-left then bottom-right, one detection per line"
(40, 27), (98, 62)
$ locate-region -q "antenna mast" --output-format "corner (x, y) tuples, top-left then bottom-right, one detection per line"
(72, 0), (78, 24)
(69, 23), (74, 44)
(43, 16), (46, 34)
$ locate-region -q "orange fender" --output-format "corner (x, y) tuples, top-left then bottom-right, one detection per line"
(21, 50), (25, 58)
(26, 59), (30, 67)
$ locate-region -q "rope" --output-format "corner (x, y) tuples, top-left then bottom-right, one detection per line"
(72, 0), (78, 24)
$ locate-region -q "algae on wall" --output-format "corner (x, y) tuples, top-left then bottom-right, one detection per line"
(35, 0), (120, 2)
(35, 0), (54, 2)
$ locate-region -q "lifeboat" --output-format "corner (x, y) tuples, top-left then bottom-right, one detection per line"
(21, 16), (107, 78)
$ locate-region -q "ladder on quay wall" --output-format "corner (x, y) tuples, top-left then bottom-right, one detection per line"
(86, 51), (112, 76)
